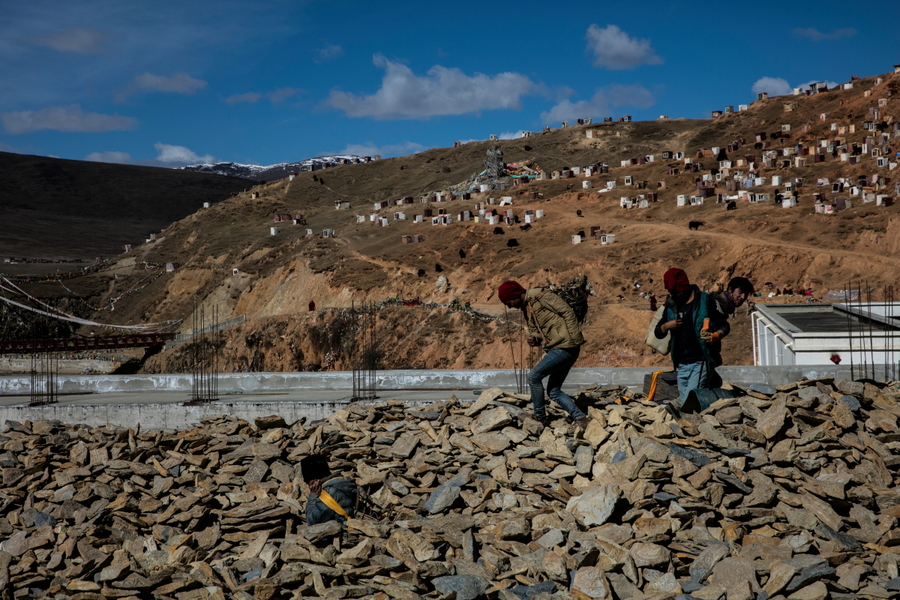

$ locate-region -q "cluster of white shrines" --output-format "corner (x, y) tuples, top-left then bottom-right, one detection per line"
(267, 69), (900, 242)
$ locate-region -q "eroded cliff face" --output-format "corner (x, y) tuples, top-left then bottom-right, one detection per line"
(143, 305), (520, 374)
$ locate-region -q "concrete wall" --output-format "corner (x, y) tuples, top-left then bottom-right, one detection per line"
(0, 365), (863, 432)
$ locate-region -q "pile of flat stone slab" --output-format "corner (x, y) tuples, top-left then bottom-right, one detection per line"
(1, 377), (899, 600)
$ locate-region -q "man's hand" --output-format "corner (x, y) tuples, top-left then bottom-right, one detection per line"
(526, 336), (541, 347)
(307, 479), (323, 494)
(700, 330), (721, 343)
(661, 319), (682, 332)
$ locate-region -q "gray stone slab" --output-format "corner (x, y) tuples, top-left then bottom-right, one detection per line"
(433, 575), (489, 600)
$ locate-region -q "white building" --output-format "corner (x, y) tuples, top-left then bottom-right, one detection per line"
(753, 303), (900, 368)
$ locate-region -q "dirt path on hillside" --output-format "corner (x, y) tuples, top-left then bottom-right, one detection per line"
(645, 221), (900, 266)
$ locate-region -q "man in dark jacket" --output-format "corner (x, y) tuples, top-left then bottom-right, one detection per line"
(301, 454), (357, 526)
(654, 268), (730, 408)
(498, 280), (590, 431)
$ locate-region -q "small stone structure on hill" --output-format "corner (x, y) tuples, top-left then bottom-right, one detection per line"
(484, 146), (505, 180)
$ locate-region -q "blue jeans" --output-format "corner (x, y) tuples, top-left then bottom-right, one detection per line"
(529, 347), (584, 420)
(677, 361), (710, 407)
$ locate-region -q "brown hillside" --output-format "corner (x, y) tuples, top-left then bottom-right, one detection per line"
(7, 69), (900, 373)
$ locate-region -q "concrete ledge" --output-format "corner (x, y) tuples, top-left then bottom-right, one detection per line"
(0, 400), (432, 431)
(0, 390), (446, 431)
(717, 365), (858, 386)
(0, 365), (861, 396)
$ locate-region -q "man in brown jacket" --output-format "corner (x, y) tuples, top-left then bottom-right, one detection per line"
(498, 280), (589, 429)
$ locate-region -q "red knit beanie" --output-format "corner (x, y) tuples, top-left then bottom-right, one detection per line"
(663, 268), (690, 293)
(497, 280), (526, 303)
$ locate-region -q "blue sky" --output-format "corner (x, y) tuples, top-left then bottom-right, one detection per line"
(1, 0), (897, 168)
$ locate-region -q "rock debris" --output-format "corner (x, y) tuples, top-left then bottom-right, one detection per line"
(1, 377), (900, 600)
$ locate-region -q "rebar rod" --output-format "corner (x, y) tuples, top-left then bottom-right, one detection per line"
(855, 280), (866, 380)
(188, 303), (219, 404)
(890, 286), (898, 381)
(370, 302), (377, 398)
(884, 287), (890, 382)
(862, 282), (869, 380)
(191, 305), (198, 400)
(891, 285), (900, 381)
(352, 300), (359, 399)
(845, 282), (855, 381)
(518, 311), (527, 395)
(351, 301), (377, 401)
(863, 279), (878, 379)
(28, 316), (58, 406)
(857, 282), (865, 380)
(863, 279), (876, 379)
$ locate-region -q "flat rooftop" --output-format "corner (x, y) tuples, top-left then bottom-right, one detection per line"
(756, 303), (900, 334)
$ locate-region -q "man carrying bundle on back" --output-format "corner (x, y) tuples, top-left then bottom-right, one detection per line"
(497, 280), (590, 433)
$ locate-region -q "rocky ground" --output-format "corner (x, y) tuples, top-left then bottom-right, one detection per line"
(2, 375), (900, 599)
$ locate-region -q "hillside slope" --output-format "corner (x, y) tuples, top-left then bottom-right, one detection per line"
(0, 152), (252, 259)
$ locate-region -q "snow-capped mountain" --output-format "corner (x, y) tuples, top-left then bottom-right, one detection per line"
(179, 155), (366, 181)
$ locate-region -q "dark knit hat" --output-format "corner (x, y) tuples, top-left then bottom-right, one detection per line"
(300, 454), (331, 482)
(663, 268), (690, 293)
(497, 280), (526, 303)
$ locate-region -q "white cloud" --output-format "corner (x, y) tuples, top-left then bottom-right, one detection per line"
(337, 141), (426, 158)
(325, 54), (538, 119)
(752, 77), (840, 97)
(226, 92), (262, 104)
(315, 44), (344, 63)
(267, 88), (300, 103)
(153, 143), (215, 165)
(1, 3), (300, 110)
(540, 84), (654, 124)
(31, 26), (108, 54)
(117, 72), (207, 102)
(133, 72), (207, 94)
(0, 104), (138, 134)
(794, 27), (856, 41)
(225, 88), (300, 104)
(604, 84), (655, 107)
(84, 151), (132, 164)
(542, 100), (590, 124)
(752, 77), (792, 97)
(585, 24), (662, 70)
(499, 131), (525, 140)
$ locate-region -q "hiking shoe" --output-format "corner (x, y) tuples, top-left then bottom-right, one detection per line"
(570, 416), (592, 436)
(523, 411), (551, 425)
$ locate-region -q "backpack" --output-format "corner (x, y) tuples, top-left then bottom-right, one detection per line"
(548, 276), (593, 323)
